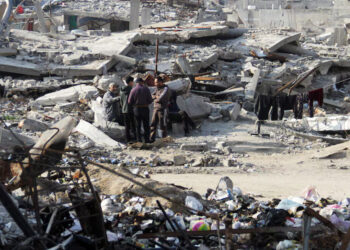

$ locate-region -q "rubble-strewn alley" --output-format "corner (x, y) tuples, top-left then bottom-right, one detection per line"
(2, 0), (350, 249)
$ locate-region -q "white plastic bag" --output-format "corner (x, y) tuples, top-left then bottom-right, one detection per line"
(185, 196), (203, 211)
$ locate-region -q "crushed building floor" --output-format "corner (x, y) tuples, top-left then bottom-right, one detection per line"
(2, 0), (350, 249)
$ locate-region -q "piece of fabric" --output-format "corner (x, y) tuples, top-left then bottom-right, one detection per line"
(294, 94), (304, 119)
(120, 85), (132, 114)
(103, 91), (121, 122)
(254, 95), (273, 121)
(277, 95), (296, 120)
(133, 107), (150, 143)
(123, 112), (136, 142)
(150, 109), (167, 141)
(308, 88), (324, 117)
(128, 83), (153, 107)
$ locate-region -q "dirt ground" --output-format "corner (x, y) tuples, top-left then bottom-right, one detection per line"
(91, 115), (350, 201)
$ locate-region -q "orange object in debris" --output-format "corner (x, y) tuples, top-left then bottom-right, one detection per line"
(16, 5), (24, 14)
(73, 170), (82, 179)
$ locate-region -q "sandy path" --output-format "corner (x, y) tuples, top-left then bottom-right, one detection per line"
(150, 119), (350, 201)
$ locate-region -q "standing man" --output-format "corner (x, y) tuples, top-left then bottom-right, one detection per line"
(128, 78), (153, 143)
(150, 76), (170, 142)
(120, 76), (136, 142)
(103, 83), (121, 123)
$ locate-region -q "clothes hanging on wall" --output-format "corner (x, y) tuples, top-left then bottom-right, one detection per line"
(277, 95), (296, 120)
(294, 94), (307, 119)
(308, 88), (323, 117)
(254, 95), (273, 120)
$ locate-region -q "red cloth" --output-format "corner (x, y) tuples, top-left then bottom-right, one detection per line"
(308, 88), (323, 117)
(308, 88), (323, 106)
(16, 5), (24, 14)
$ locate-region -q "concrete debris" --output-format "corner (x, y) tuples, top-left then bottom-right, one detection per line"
(166, 77), (191, 94)
(18, 118), (49, 132)
(2, 0), (350, 248)
(74, 119), (125, 149)
(32, 85), (98, 106)
(180, 143), (208, 152)
(177, 94), (211, 119)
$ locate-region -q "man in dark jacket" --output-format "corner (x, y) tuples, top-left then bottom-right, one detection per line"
(150, 76), (170, 142)
(103, 83), (121, 122)
(128, 78), (153, 143)
(120, 76), (136, 142)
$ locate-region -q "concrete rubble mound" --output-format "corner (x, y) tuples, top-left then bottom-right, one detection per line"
(1, 0), (350, 248)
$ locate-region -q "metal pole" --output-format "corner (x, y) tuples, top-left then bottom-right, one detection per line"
(155, 38), (159, 77)
(0, 183), (36, 237)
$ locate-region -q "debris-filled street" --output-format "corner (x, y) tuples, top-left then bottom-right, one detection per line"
(2, 0), (350, 249)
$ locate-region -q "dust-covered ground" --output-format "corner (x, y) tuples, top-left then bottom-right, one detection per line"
(91, 113), (350, 201)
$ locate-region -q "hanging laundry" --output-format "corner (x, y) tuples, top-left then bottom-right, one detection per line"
(270, 97), (279, 121)
(294, 94), (306, 119)
(277, 95), (296, 120)
(254, 95), (273, 121)
(308, 88), (323, 117)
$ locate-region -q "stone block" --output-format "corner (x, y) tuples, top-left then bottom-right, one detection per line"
(180, 143), (208, 152)
(32, 85), (98, 106)
(173, 155), (186, 166)
(229, 103), (241, 121)
(74, 119), (124, 149)
(166, 78), (191, 94)
(18, 119), (49, 132)
(176, 94), (211, 119)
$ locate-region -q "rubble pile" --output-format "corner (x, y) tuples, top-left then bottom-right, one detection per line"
(1, 0), (350, 248)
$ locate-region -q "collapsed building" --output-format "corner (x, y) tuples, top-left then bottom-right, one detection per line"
(1, 0), (350, 249)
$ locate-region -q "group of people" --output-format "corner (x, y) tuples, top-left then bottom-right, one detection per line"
(103, 75), (197, 143)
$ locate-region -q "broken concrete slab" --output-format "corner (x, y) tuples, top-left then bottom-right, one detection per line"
(9, 29), (54, 43)
(230, 103), (241, 121)
(180, 143), (208, 152)
(18, 119), (49, 132)
(166, 78), (191, 94)
(62, 53), (83, 66)
(144, 60), (175, 73)
(8, 116), (77, 190)
(87, 32), (140, 57)
(173, 155), (186, 165)
(140, 22), (229, 43)
(114, 54), (137, 66)
(215, 28), (248, 39)
(209, 113), (223, 121)
(176, 94), (211, 119)
(268, 33), (301, 53)
(48, 59), (116, 77)
(0, 127), (36, 150)
(74, 120), (125, 149)
(278, 44), (318, 57)
(94, 75), (125, 91)
(0, 56), (44, 76)
(244, 67), (260, 101)
(32, 85), (98, 106)
(314, 140), (350, 159)
(142, 21), (179, 29)
(0, 48), (17, 57)
(176, 55), (193, 75)
(191, 52), (219, 73)
(306, 116), (350, 132)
